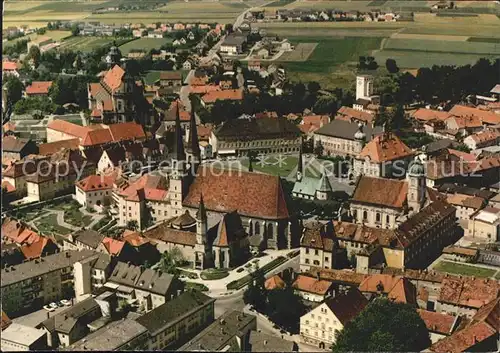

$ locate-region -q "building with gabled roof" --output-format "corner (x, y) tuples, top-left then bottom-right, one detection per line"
(417, 309), (461, 343)
(299, 289), (368, 348)
(25, 81), (52, 97)
(292, 274), (334, 302)
(299, 221), (339, 272)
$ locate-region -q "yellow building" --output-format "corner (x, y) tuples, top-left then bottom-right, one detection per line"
(299, 289), (368, 349)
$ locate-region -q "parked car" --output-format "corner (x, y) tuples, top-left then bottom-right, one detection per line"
(43, 305), (55, 312)
(59, 299), (71, 306)
(49, 302), (59, 309)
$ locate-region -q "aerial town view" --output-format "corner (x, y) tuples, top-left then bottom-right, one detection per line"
(1, 0), (499, 351)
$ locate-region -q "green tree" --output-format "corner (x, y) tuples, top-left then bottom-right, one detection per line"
(385, 58), (399, 74)
(390, 104), (409, 131)
(243, 266), (267, 311)
(332, 299), (431, 352)
(314, 140), (324, 157)
(158, 251), (180, 276)
(374, 105), (389, 127)
(27, 45), (41, 68)
(127, 220), (139, 231)
(4, 75), (24, 107)
(266, 286), (306, 333)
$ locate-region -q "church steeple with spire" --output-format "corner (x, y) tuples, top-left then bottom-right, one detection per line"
(170, 100), (186, 217)
(187, 106), (201, 168)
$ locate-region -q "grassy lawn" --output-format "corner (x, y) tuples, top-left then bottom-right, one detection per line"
(241, 156), (298, 176)
(264, 0), (296, 7)
(434, 261), (497, 279)
(59, 36), (130, 52)
(185, 282), (209, 292)
(91, 215), (112, 231)
(35, 214), (72, 235)
(200, 268), (229, 280)
(495, 272), (500, 280)
(64, 208), (93, 227)
(118, 38), (173, 54)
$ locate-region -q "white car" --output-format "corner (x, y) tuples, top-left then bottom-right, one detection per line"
(43, 305), (55, 312)
(59, 299), (71, 306)
(49, 302), (59, 309)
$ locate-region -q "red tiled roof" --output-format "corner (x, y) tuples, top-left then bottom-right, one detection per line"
(103, 65), (125, 91)
(300, 221), (336, 251)
(439, 277), (499, 309)
(359, 132), (414, 163)
(81, 128), (113, 146)
(466, 130), (500, 144)
(359, 274), (401, 294)
(429, 321), (496, 353)
(387, 277), (417, 304)
(265, 275), (286, 290)
(189, 85), (221, 95)
(1, 180), (16, 193)
(107, 122), (146, 142)
(292, 274), (332, 295)
(117, 174), (168, 202)
(336, 106), (374, 123)
(25, 81), (52, 95)
(102, 237), (125, 256)
(417, 309), (456, 335)
(47, 120), (91, 139)
(449, 104), (500, 125)
(351, 176), (408, 209)
(2, 218), (41, 245)
(122, 230), (149, 247)
(144, 223), (197, 246)
(411, 108), (451, 122)
(306, 267), (368, 285)
(446, 115), (482, 129)
(38, 139), (80, 155)
(2, 61), (18, 71)
(183, 166), (290, 220)
(324, 289), (368, 325)
(19, 237), (51, 260)
(446, 148), (476, 162)
(76, 175), (115, 192)
(201, 89), (243, 104)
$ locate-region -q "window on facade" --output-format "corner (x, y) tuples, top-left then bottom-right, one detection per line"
(363, 211), (368, 220)
(315, 249), (319, 255)
(305, 259), (310, 264)
(386, 215), (390, 223)
(305, 248), (309, 254)
(376, 213), (381, 223)
(313, 260), (320, 265)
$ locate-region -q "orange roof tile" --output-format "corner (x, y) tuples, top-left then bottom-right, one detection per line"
(292, 275), (332, 295)
(25, 81), (52, 95)
(305, 267), (368, 285)
(183, 166), (290, 220)
(336, 106), (374, 123)
(81, 128), (113, 146)
(439, 277), (499, 309)
(102, 237), (125, 256)
(446, 148), (476, 162)
(122, 230), (148, 247)
(103, 65), (125, 91)
(107, 122), (146, 142)
(411, 108), (451, 122)
(446, 115), (483, 129)
(449, 104), (500, 125)
(76, 175), (115, 192)
(417, 309), (456, 335)
(38, 138), (80, 155)
(446, 194), (485, 210)
(387, 277), (417, 304)
(144, 223), (197, 246)
(19, 237), (53, 260)
(429, 321), (496, 353)
(1, 180), (16, 193)
(467, 130), (500, 144)
(201, 89), (243, 104)
(359, 132), (414, 163)
(2, 61), (18, 71)
(189, 85), (221, 95)
(324, 289), (368, 325)
(359, 274), (401, 295)
(351, 176), (408, 209)
(265, 275), (286, 290)
(47, 120), (91, 140)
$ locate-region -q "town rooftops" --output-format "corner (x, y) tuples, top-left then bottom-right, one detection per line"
(38, 138), (80, 155)
(359, 132), (414, 163)
(2, 61), (18, 71)
(144, 223), (197, 246)
(471, 207), (500, 224)
(265, 274), (286, 290)
(1, 323), (46, 346)
(136, 290), (215, 335)
(66, 318), (147, 351)
(107, 261), (176, 296)
(76, 174), (115, 192)
(41, 297), (100, 334)
(449, 104), (500, 125)
(180, 310), (256, 351)
(222, 34), (246, 46)
(249, 330), (296, 352)
(159, 71), (182, 80)
(25, 81), (52, 95)
(183, 166), (290, 220)
(201, 88), (244, 104)
(324, 288), (368, 325)
(214, 116), (300, 141)
(466, 129), (500, 144)
(446, 194), (485, 210)
(411, 108), (451, 122)
(351, 175), (408, 209)
(71, 229), (105, 249)
(292, 274), (332, 295)
(1, 250), (97, 287)
(102, 64), (125, 91)
(306, 267), (368, 285)
(300, 221), (336, 251)
(417, 309), (458, 335)
(2, 136), (33, 153)
(359, 274), (417, 304)
(47, 120), (91, 140)
(439, 276), (499, 309)
(335, 106), (374, 123)
(333, 221), (396, 247)
(315, 119), (383, 140)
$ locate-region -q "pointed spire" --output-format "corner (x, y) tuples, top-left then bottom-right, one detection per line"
(297, 146), (303, 181)
(188, 107), (201, 160)
(196, 193), (207, 221)
(173, 101), (185, 161)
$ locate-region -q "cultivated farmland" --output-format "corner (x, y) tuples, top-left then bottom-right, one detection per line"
(279, 43), (318, 62)
(59, 36), (130, 52)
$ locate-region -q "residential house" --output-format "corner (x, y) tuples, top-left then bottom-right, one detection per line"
(136, 290), (215, 350)
(352, 132), (414, 178)
(314, 120), (383, 157)
(75, 175), (115, 211)
(64, 229), (105, 252)
(220, 34), (247, 55)
(335, 106), (375, 125)
(359, 274), (417, 305)
(292, 274), (334, 302)
(446, 193), (485, 222)
(0, 250), (98, 316)
(299, 115), (330, 137)
(200, 89), (244, 107)
(249, 330), (297, 352)
(467, 207), (500, 242)
(299, 221), (338, 272)
(299, 289), (368, 349)
(2, 136), (38, 162)
(25, 81), (53, 97)
(1, 323), (47, 351)
(179, 310), (257, 351)
(2, 155), (48, 197)
(417, 309), (461, 344)
(2, 61), (20, 77)
(104, 261), (184, 312)
(158, 71), (183, 88)
(210, 115), (301, 156)
(448, 104), (500, 126)
(464, 129), (500, 150)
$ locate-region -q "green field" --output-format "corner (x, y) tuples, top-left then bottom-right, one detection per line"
(142, 70), (185, 85)
(373, 50), (498, 68)
(4, 30), (72, 48)
(383, 38), (500, 55)
(434, 261), (497, 279)
(59, 36), (129, 52)
(118, 38), (173, 54)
